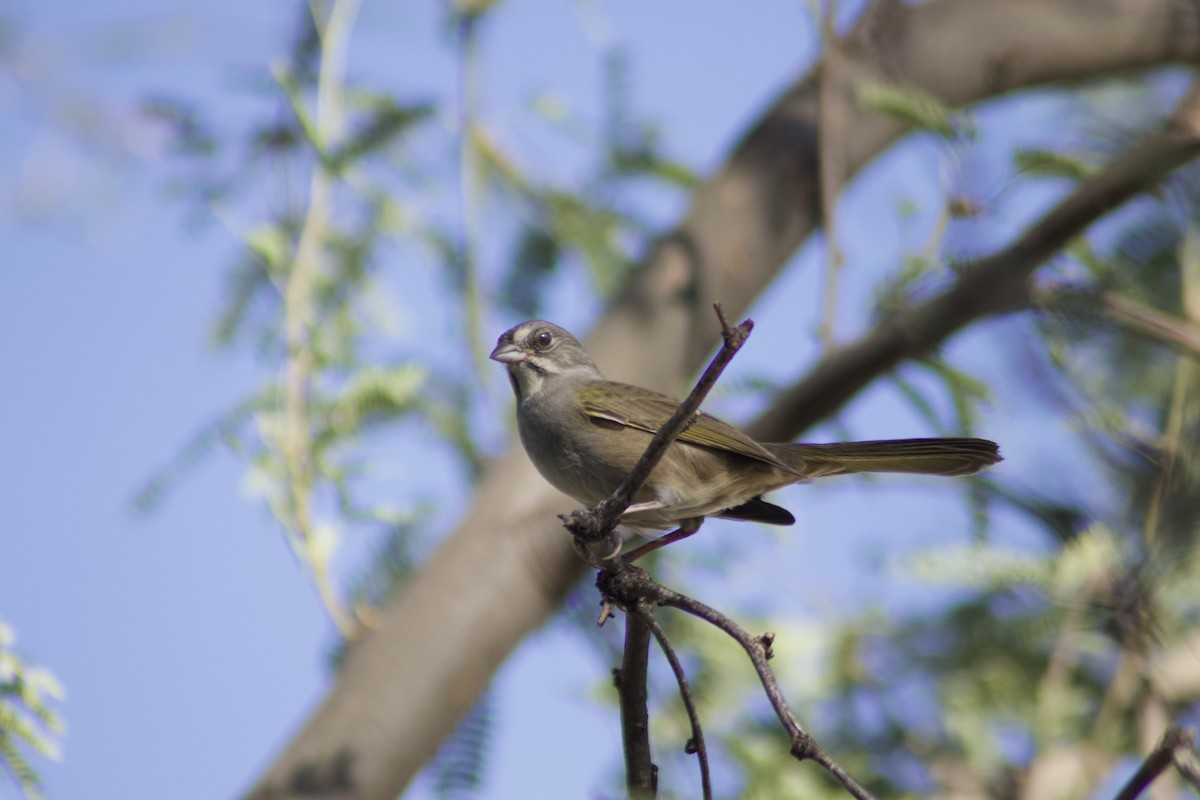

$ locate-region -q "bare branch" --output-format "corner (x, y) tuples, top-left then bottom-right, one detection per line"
(617, 606), (657, 798)
(1113, 728), (1197, 800)
(645, 613), (713, 800)
(598, 566), (875, 800)
(280, 0), (362, 639)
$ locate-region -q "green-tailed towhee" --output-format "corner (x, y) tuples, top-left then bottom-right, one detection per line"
(491, 320), (1001, 550)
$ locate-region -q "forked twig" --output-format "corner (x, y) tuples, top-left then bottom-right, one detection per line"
(598, 565), (875, 800)
(654, 581), (874, 800)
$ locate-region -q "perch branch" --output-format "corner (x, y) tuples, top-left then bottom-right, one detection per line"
(617, 605), (657, 798)
(561, 304), (753, 561)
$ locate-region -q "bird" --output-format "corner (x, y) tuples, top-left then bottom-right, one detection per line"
(490, 319), (1001, 559)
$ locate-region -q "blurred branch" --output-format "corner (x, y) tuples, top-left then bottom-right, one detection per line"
(817, 0), (847, 348)
(1145, 236), (1200, 544)
(748, 78), (1200, 442)
(1032, 283), (1200, 359)
(456, 10), (488, 378)
(281, 0), (362, 638)
(1102, 292), (1200, 358)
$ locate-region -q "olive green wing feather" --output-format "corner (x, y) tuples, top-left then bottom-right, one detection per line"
(578, 380), (795, 471)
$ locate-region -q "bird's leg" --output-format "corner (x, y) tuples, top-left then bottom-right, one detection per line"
(622, 518), (703, 562)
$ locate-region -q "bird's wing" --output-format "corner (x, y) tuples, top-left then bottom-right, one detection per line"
(578, 380), (794, 470)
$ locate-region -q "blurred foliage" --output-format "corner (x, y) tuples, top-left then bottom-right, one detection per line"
(768, 135), (1200, 797)
(429, 691), (494, 800)
(136, 0), (695, 793)
(0, 620), (65, 800)
(129, 0), (1200, 796)
(857, 79), (968, 141)
(578, 84), (1200, 799)
(136, 0), (694, 632)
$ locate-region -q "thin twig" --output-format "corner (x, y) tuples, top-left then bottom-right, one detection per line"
(645, 612), (713, 800)
(1112, 727), (1197, 800)
(561, 305), (754, 555)
(618, 605), (657, 799)
(817, 0), (847, 349)
(456, 11), (488, 379)
(654, 585), (873, 800)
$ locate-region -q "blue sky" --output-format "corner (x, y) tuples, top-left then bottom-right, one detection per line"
(0, 1), (1117, 797)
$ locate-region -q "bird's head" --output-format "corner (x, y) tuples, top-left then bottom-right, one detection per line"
(490, 320), (601, 400)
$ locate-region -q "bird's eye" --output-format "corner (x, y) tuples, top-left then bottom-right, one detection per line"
(534, 330), (553, 349)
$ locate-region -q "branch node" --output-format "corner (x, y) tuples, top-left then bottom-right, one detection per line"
(758, 631), (776, 660)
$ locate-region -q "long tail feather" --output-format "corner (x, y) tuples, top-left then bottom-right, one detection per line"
(768, 437), (1001, 478)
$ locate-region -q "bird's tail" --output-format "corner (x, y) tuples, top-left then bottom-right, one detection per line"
(767, 437), (1001, 479)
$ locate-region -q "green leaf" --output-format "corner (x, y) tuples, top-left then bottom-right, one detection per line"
(1014, 148), (1096, 181)
(0, 622), (66, 798)
(272, 62), (325, 157)
(327, 98), (435, 173)
(245, 224), (291, 273)
(857, 79), (958, 139)
(324, 364), (429, 439)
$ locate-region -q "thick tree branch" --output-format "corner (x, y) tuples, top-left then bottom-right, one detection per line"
(247, 3), (1200, 797)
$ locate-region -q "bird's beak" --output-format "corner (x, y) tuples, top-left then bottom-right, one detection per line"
(489, 341), (528, 364)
